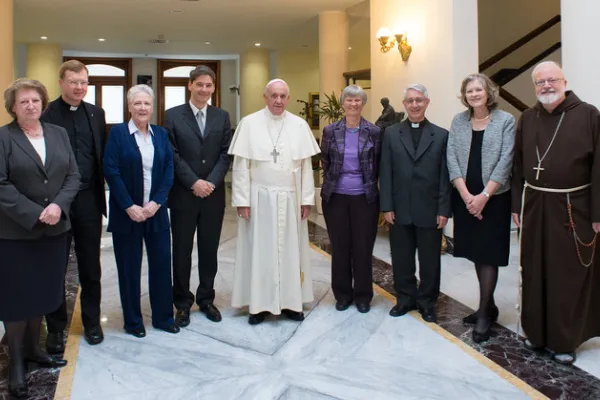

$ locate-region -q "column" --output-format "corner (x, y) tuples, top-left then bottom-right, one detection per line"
(370, 0), (478, 127)
(26, 43), (63, 100)
(240, 48), (270, 117)
(318, 11), (349, 131)
(0, 0), (14, 125)
(561, 0), (600, 107)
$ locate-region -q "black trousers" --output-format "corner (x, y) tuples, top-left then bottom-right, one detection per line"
(171, 189), (225, 310)
(322, 193), (379, 304)
(389, 223), (442, 309)
(46, 189), (103, 332)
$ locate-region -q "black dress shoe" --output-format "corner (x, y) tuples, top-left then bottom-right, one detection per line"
(153, 323), (180, 334)
(125, 326), (146, 338)
(463, 305), (499, 325)
(8, 363), (28, 398)
(356, 302), (370, 313)
(175, 308), (191, 327)
(46, 331), (65, 354)
(389, 303), (416, 317)
(84, 326), (104, 345)
(200, 303), (222, 323)
(335, 300), (352, 311)
(26, 353), (68, 368)
(248, 312), (269, 325)
(472, 318), (494, 344)
(419, 307), (437, 323)
(282, 309), (305, 321)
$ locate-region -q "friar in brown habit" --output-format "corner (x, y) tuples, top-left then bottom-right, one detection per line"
(511, 61), (600, 365)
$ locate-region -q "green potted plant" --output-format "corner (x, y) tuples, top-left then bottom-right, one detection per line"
(319, 91), (344, 124)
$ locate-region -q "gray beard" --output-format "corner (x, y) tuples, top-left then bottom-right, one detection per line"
(537, 90), (563, 105)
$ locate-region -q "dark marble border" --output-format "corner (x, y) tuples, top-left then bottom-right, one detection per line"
(308, 220), (600, 400)
(0, 252), (79, 400)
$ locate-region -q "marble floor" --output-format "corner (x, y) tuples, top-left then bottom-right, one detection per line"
(2, 203), (600, 399)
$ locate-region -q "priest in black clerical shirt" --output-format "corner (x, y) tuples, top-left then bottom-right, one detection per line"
(379, 83), (451, 323)
(41, 60), (107, 352)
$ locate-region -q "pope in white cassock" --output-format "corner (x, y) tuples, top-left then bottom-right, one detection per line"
(228, 79), (320, 325)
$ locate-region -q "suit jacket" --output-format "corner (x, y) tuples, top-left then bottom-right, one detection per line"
(320, 117), (382, 204)
(164, 103), (232, 210)
(379, 120), (451, 228)
(41, 97), (107, 216)
(0, 121), (81, 239)
(103, 123), (173, 234)
(447, 109), (515, 194)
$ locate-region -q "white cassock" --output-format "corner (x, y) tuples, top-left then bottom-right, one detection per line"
(228, 107), (320, 314)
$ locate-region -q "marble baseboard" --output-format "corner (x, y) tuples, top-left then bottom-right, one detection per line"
(307, 220), (600, 399)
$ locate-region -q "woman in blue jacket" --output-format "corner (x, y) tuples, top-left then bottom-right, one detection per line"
(104, 85), (179, 337)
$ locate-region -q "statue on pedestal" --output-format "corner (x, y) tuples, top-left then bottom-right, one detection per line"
(375, 97), (396, 129)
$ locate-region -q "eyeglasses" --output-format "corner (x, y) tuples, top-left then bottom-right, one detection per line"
(404, 98), (426, 105)
(65, 80), (89, 87)
(534, 78), (563, 87)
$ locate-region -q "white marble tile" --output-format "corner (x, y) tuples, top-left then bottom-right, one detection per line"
(70, 220), (533, 400)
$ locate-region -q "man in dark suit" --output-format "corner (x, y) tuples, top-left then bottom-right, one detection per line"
(165, 65), (232, 326)
(379, 84), (451, 323)
(41, 60), (107, 352)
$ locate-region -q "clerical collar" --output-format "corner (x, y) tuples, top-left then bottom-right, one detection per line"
(408, 119), (426, 128)
(59, 97), (81, 112)
(264, 106), (285, 120)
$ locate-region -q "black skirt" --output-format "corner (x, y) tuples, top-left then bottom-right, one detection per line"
(452, 130), (511, 266)
(0, 234), (67, 321)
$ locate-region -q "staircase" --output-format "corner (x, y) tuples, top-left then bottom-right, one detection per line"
(479, 15), (561, 113)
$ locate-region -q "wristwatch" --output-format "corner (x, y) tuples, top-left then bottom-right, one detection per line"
(481, 190), (490, 198)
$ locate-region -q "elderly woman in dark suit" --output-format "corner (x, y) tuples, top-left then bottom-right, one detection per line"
(447, 73), (515, 343)
(104, 84), (178, 338)
(0, 79), (79, 397)
(321, 85), (382, 313)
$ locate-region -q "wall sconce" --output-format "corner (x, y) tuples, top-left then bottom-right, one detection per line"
(376, 28), (412, 62)
(229, 84), (240, 95)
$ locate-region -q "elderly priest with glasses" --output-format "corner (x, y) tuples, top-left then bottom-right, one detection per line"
(228, 79), (320, 325)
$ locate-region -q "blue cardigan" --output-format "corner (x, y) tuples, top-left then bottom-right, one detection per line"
(104, 123), (174, 233)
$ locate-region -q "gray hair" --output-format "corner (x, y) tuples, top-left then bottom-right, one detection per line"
(127, 84), (154, 104)
(403, 84), (429, 99)
(265, 79), (290, 95)
(341, 85), (367, 105)
(531, 61), (563, 82)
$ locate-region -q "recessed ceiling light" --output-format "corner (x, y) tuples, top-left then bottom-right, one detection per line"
(40, 36), (48, 40)
(348, 46), (352, 50)
(170, 9), (183, 13)
(204, 41), (211, 45)
(254, 42), (261, 47)
(98, 38), (106, 42)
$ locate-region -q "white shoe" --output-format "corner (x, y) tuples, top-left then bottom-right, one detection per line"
(552, 352), (576, 365)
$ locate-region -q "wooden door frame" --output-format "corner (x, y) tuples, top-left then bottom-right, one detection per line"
(157, 59), (220, 126)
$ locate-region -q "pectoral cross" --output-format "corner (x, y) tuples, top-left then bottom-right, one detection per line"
(270, 147), (280, 163)
(533, 161), (545, 180)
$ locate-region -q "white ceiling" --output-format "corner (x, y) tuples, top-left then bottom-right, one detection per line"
(15, 0), (369, 55)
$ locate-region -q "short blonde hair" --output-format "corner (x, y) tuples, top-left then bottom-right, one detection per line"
(4, 78), (49, 119)
(459, 73), (499, 113)
(59, 60), (89, 80)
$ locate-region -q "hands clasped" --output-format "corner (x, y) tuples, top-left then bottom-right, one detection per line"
(127, 201), (160, 223)
(463, 193), (488, 220)
(192, 179), (214, 198)
(39, 203), (62, 225)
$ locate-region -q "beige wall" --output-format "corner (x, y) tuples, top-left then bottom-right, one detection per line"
(14, 43), (27, 79)
(26, 44), (62, 100)
(370, 0), (479, 128)
(219, 59), (238, 125)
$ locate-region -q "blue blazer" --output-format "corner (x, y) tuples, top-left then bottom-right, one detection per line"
(104, 123), (174, 233)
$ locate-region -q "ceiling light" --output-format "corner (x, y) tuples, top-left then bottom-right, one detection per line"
(204, 41), (211, 45)
(348, 46), (352, 50)
(254, 42), (261, 47)
(98, 38), (106, 42)
(40, 36), (48, 40)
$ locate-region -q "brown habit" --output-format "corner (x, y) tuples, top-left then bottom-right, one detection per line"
(512, 91), (600, 353)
